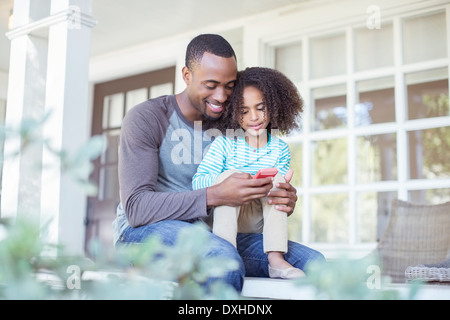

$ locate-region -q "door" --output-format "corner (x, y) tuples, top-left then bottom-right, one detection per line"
(86, 66), (176, 258)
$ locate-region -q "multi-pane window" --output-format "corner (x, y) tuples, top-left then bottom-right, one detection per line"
(274, 9), (450, 248)
(98, 83), (174, 202)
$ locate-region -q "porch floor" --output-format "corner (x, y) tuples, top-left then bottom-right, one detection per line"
(241, 277), (450, 300)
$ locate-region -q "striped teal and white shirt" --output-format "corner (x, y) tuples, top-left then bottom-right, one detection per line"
(192, 134), (291, 190)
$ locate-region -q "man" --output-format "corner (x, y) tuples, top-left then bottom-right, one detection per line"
(112, 34), (324, 292)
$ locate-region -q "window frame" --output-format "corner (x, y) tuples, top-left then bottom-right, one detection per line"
(264, 6), (450, 256)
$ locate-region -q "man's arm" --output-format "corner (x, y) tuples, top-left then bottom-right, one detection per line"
(204, 137), (297, 212)
(206, 170), (297, 215)
(206, 173), (274, 208)
(119, 104), (208, 228)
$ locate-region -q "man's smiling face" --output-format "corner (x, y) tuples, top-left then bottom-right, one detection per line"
(184, 52), (237, 121)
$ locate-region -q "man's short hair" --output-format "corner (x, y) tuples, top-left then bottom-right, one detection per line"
(185, 34), (236, 70)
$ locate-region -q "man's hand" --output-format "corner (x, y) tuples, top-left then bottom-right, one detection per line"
(206, 169), (298, 217)
(267, 168), (298, 216)
(207, 172), (273, 208)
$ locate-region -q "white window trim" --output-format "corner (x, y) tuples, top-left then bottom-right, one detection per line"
(249, 2), (450, 257)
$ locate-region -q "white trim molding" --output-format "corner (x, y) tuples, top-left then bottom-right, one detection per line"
(6, 7), (97, 40)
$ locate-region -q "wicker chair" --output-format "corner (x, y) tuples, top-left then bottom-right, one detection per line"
(375, 199), (450, 283)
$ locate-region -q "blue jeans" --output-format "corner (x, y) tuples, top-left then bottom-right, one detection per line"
(115, 220), (325, 292)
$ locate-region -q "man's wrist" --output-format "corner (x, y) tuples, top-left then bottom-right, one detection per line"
(206, 184), (221, 208)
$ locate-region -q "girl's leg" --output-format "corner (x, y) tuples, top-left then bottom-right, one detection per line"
(260, 174), (304, 277)
(260, 173), (288, 256)
(236, 232), (326, 278)
(213, 205), (240, 248)
(211, 170), (243, 248)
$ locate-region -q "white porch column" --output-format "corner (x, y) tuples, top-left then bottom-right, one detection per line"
(41, 0), (96, 255)
(1, 0), (50, 220)
(2, 0), (96, 256)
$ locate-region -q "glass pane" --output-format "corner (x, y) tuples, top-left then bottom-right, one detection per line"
(150, 82), (173, 99)
(275, 42), (302, 83)
(312, 84), (347, 131)
(288, 141), (303, 188)
(310, 33), (346, 79)
(312, 138), (347, 186)
(403, 11), (447, 64)
(311, 193), (348, 243)
(357, 133), (397, 183)
(126, 88), (148, 113)
(408, 127), (450, 179)
(288, 204), (302, 243)
(99, 165), (119, 201)
(102, 93), (124, 129)
(408, 188), (450, 205)
(356, 77), (395, 126)
(100, 129), (120, 165)
(406, 68), (449, 120)
(354, 23), (393, 71)
(357, 191), (397, 242)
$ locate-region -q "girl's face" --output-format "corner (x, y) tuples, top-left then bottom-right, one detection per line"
(238, 86), (270, 137)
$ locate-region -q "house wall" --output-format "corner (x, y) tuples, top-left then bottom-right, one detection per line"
(0, 70), (7, 100)
(0, 69), (7, 122)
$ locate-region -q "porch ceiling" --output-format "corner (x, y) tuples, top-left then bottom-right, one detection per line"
(0, 0), (311, 73)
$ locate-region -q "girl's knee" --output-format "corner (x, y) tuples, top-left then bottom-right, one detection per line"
(213, 169), (243, 185)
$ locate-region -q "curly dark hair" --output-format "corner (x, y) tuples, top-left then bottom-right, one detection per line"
(216, 67), (303, 135)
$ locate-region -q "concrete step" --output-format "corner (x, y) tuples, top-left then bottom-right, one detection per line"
(241, 277), (450, 300)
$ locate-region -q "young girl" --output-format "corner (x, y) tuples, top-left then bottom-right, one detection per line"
(192, 67), (304, 279)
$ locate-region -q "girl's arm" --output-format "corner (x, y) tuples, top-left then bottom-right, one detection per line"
(192, 136), (228, 190)
(276, 139), (291, 177)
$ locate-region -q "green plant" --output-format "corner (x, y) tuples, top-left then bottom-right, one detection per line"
(0, 217), (240, 299)
(295, 255), (422, 300)
(0, 113), (241, 300)
(112, 223), (240, 300)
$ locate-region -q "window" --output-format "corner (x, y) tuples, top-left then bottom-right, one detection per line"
(354, 23), (394, 71)
(356, 77), (395, 126)
(312, 84), (347, 131)
(403, 11), (447, 64)
(274, 8), (450, 249)
(310, 33), (346, 79)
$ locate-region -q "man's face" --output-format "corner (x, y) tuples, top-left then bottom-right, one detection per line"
(184, 52), (237, 121)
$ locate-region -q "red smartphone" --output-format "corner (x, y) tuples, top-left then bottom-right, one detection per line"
(253, 168), (278, 179)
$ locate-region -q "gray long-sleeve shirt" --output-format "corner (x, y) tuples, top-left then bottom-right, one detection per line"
(112, 95), (214, 243)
